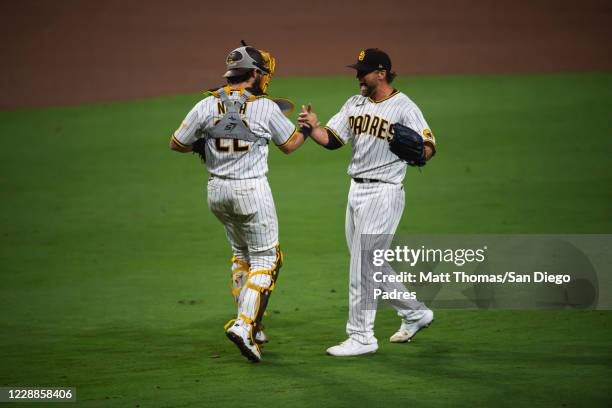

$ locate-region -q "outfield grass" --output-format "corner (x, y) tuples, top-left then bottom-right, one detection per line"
(0, 73), (611, 407)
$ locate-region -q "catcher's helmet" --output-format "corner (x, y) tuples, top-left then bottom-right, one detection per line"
(223, 46), (272, 78)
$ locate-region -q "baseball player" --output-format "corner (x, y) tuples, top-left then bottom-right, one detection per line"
(298, 48), (437, 356)
(170, 44), (308, 362)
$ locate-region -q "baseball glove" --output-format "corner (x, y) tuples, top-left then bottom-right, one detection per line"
(389, 123), (426, 167)
(192, 137), (207, 163)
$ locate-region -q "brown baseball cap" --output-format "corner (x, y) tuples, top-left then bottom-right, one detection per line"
(348, 48), (392, 73)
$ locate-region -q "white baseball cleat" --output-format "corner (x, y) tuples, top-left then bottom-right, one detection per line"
(390, 309), (434, 343)
(226, 323), (261, 363)
(254, 330), (268, 345)
(326, 338), (378, 357)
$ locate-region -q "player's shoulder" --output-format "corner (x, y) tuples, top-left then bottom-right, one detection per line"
(182, 95), (213, 117)
(251, 96), (286, 118)
(196, 93), (217, 108)
(344, 91), (415, 107)
(253, 95), (278, 107)
(392, 90), (414, 104)
(344, 94), (366, 107)
(393, 90), (422, 111)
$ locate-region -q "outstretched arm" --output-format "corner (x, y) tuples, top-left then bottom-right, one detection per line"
(277, 131), (307, 154)
(298, 104), (344, 150)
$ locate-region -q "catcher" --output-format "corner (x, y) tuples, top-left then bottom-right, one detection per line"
(170, 42), (308, 362)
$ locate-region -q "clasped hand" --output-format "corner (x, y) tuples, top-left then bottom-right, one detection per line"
(298, 103), (320, 130)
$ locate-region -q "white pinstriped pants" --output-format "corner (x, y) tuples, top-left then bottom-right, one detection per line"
(207, 177), (278, 263)
(345, 180), (427, 345)
(207, 176), (279, 324)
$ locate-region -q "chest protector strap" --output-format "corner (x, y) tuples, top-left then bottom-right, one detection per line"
(206, 87), (266, 146)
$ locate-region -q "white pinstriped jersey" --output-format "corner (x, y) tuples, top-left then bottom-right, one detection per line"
(173, 91), (296, 179)
(326, 90), (436, 184)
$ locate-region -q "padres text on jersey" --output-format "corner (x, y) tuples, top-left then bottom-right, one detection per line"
(326, 91), (436, 184)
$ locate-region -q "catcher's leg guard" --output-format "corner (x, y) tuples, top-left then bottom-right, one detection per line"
(230, 256), (250, 304)
(235, 245), (283, 344)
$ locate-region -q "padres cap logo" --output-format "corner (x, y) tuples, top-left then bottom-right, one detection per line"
(358, 50), (365, 61)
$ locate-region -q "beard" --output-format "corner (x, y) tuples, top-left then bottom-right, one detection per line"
(360, 81), (376, 97)
(247, 72), (266, 96)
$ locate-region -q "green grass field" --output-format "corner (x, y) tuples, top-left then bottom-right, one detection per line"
(1, 73), (611, 407)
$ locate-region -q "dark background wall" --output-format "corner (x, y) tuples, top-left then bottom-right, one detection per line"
(1, 0), (610, 108)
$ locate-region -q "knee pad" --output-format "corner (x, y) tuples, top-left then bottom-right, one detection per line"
(249, 243), (283, 271)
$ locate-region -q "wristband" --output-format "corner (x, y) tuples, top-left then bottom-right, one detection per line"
(300, 126), (311, 138)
